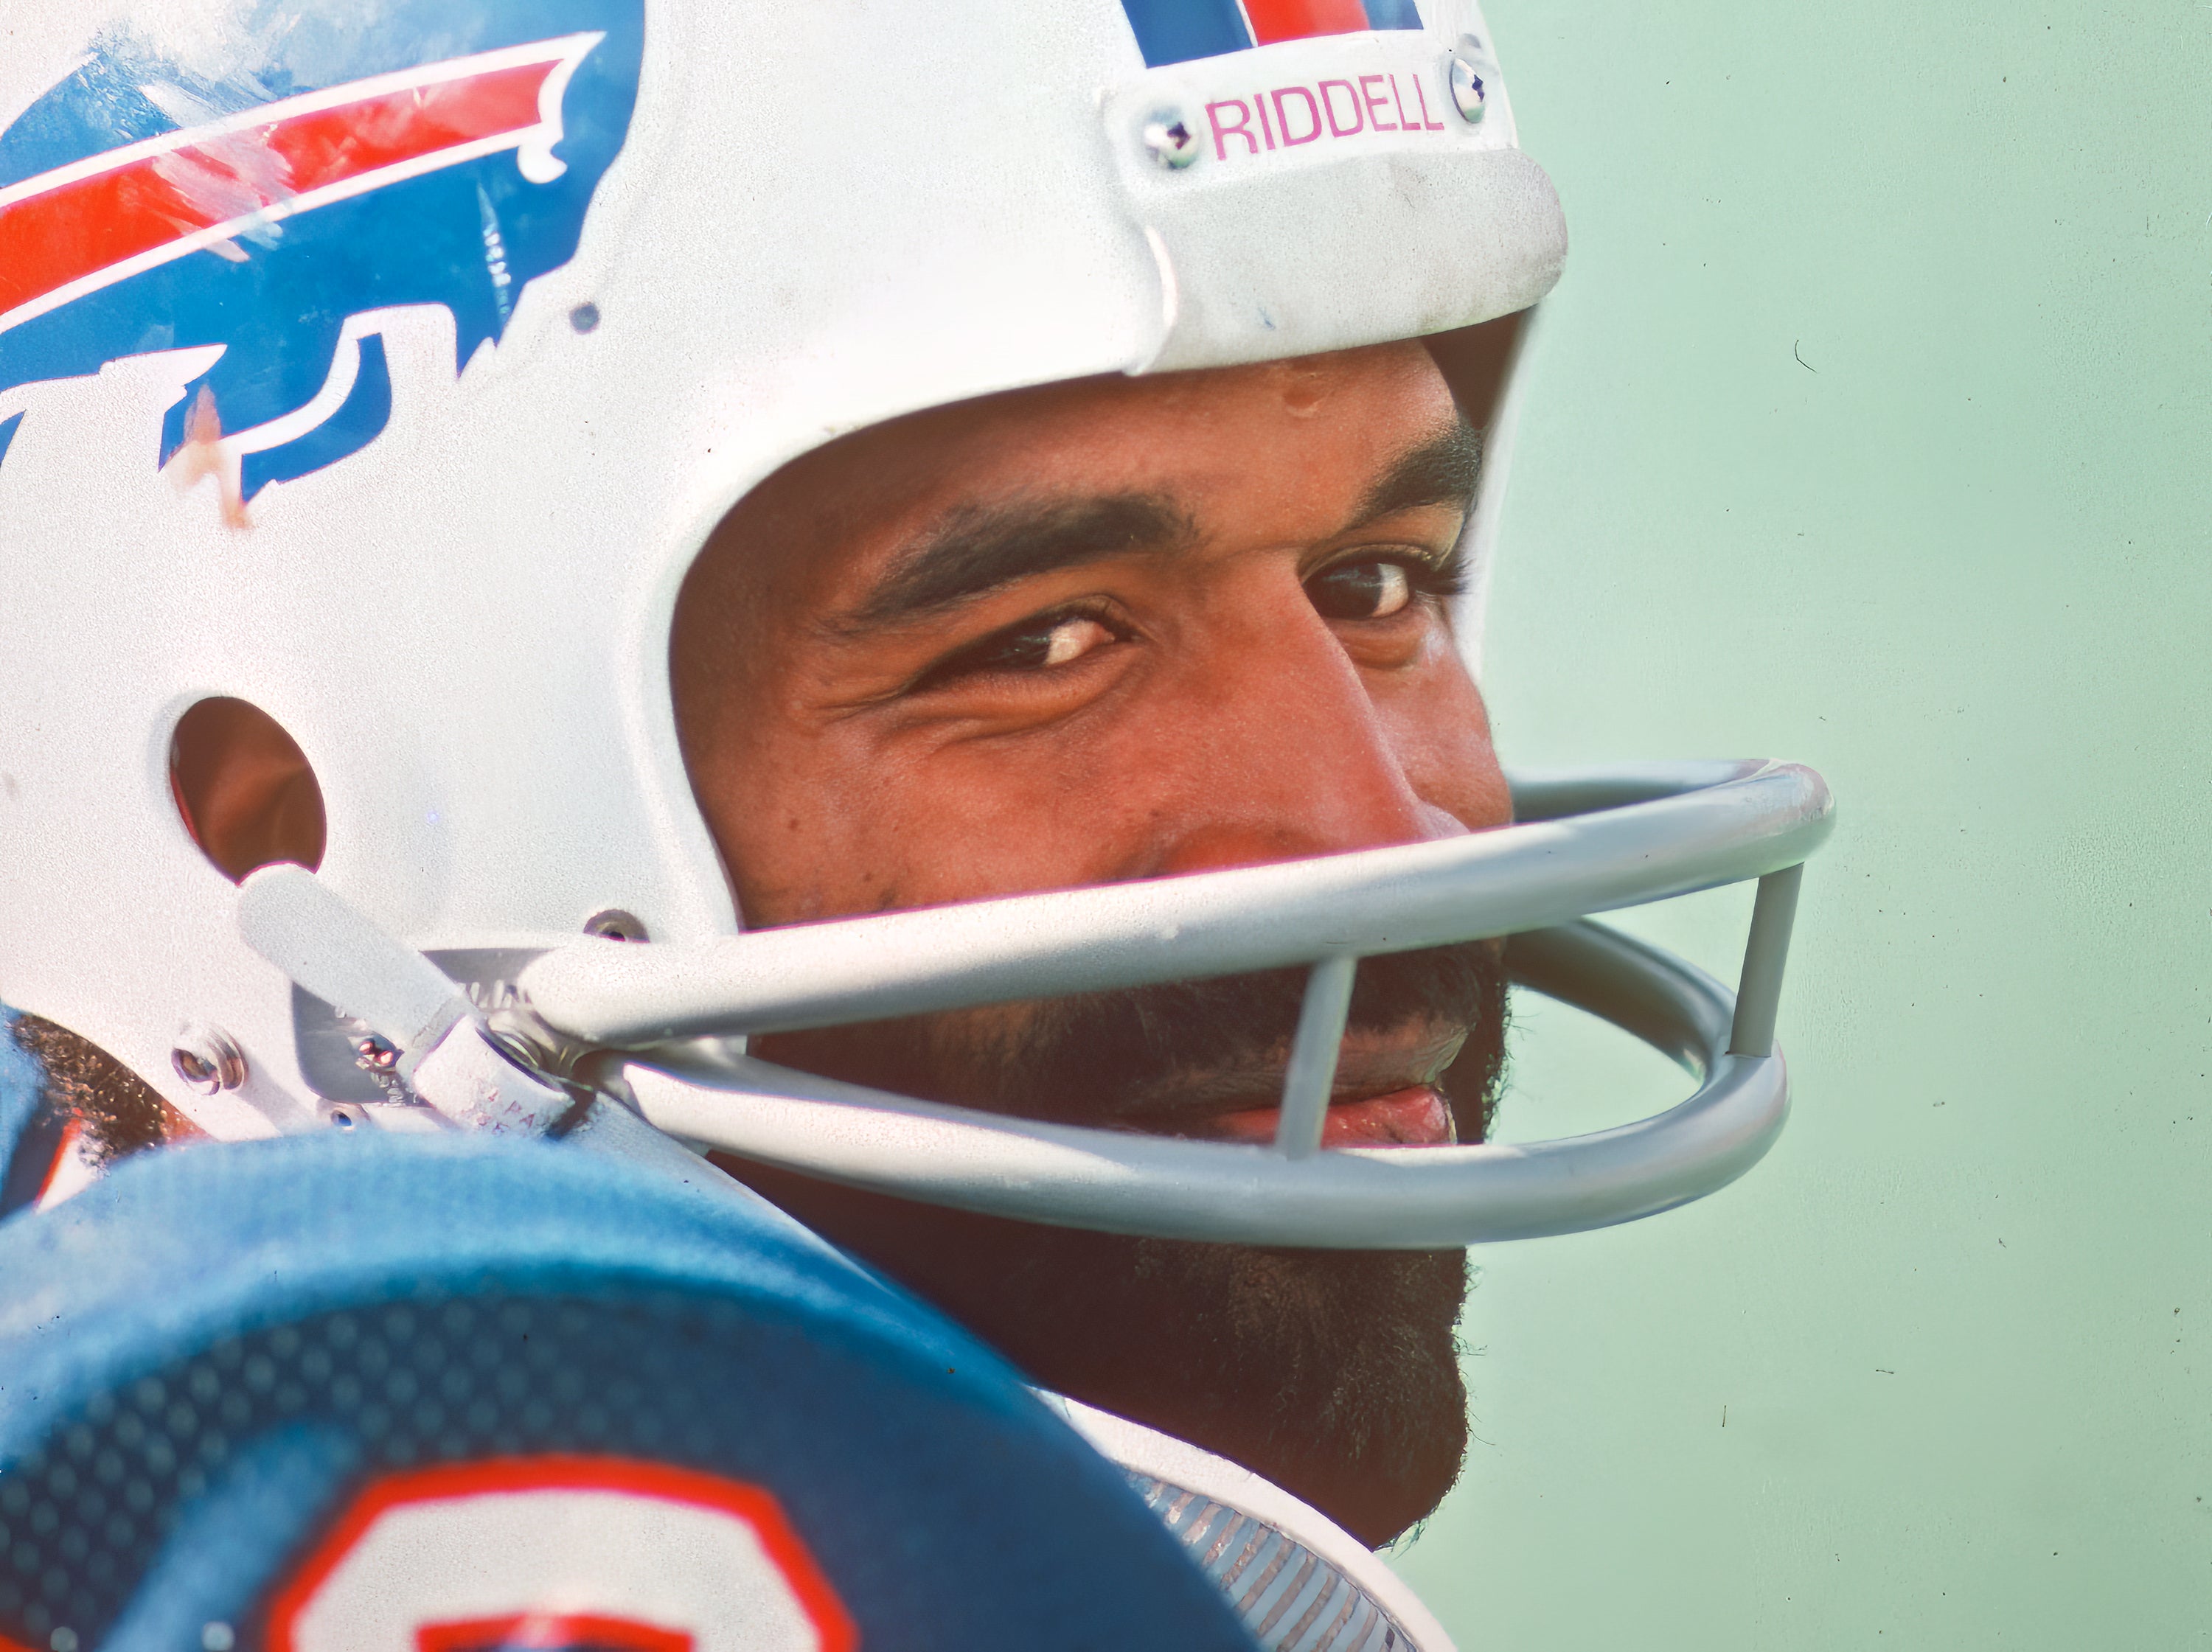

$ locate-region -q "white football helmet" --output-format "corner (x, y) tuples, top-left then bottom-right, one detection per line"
(0, 0), (1832, 1243)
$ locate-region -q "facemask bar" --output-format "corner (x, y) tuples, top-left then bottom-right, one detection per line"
(518, 761), (1823, 1045)
(613, 915), (1776, 1247)
(235, 759), (1828, 1247)
(512, 758), (1832, 1247)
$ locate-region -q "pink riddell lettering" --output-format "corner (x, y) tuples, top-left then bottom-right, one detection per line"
(1206, 98), (1259, 158)
(1359, 73), (1396, 130)
(1412, 72), (1446, 130)
(1272, 85), (1322, 146)
(1258, 90), (1276, 148)
(1390, 73), (1416, 130)
(1318, 78), (1365, 138)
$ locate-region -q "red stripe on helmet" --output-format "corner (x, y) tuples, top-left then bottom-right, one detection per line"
(1239, 0), (1374, 46)
(0, 52), (564, 325)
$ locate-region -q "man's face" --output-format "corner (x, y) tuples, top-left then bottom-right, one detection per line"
(672, 338), (1513, 1544)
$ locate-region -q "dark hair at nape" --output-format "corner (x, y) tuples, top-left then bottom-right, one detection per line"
(7, 1012), (174, 1167)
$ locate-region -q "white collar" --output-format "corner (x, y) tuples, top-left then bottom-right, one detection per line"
(1036, 1391), (1457, 1652)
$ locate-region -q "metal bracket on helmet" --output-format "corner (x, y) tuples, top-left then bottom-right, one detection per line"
(509, 759), (1832, 1248)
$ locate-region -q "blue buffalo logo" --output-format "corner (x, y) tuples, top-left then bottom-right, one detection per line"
(0, 0), (641, 501)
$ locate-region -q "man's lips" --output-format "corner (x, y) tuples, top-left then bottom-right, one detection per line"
(1194, 1084), (1457, 1149)
(1105, 1023), (1468, 1148)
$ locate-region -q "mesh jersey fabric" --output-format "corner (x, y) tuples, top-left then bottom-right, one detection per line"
(0, 1130), (1260, 1651)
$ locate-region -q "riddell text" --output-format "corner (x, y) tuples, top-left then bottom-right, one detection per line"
(1204, 72), (1448, 160)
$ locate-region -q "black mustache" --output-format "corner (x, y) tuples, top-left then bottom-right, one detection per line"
(756, 939), (1510, 1141)
(948, 938), (1509, 1130)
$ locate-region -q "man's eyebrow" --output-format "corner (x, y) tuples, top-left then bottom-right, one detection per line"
(835, 420), (1477, 632)
(1344, 417), (1484, 532)
(841, 492), (1195, 630)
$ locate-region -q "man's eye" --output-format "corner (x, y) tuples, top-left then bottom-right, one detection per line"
(920, 612), (1120, 686)
(1306, 560), (1414, 621)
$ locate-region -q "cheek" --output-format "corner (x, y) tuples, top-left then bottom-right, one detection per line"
(860, 722), (1162, 905)
(709, 638), (1506, 925)
(716, 715), (1150, 924)
(703, 717), (885, 926)
(1372, 653), (1509, 831)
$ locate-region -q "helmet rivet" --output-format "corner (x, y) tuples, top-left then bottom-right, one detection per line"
(585, 908), (650, 942)
(1448, 50), (1489, 122)
(171, 1025), (247, 1095)
(354, 1034), (400, 1073)
(1140, 108), (1201, 170)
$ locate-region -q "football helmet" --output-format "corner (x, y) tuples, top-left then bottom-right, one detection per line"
(0, 0), (1832, 1244)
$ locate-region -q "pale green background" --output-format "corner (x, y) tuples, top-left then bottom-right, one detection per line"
(1388, 0), (2212, 1644)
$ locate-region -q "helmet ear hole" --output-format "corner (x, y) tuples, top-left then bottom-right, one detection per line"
(169, 697), (327, 882)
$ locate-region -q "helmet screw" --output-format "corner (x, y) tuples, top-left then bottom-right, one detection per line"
(585, 908), (650, 942)
(354, 1034), (400, 1073)
(1140, 107), (1201, 170)
(1447, 49), (1489, 122)
(171, 1025), (247, 1095)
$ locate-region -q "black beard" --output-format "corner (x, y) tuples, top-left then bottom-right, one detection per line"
(720, 941), (1509, 1547)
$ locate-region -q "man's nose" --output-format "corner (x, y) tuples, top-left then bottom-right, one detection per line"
(1140, 592), (1484, 880)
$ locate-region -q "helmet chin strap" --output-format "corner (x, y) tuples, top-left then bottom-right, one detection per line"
(232, 760), (1829, 1250)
